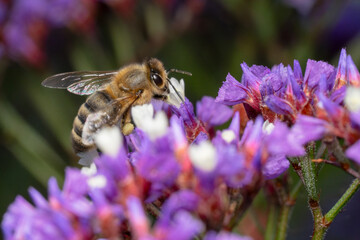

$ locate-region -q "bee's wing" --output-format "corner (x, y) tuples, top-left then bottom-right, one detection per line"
(41, 71), (118, 95)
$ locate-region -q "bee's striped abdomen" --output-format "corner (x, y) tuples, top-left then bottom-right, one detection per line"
(71, 91), (113, 154)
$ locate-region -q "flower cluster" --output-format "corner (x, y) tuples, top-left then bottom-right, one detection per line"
(217, 48), (360, 166)
(3, 49), (360, 239)
(2, 75), (307, 239)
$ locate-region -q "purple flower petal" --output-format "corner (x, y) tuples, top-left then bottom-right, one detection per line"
(318, 94), (343, 121)
(157, 211), (204, 240)
(347, 55), (360, 86)
(335, 48), (347, 87)
(135, 134), (180, 188)
(240, 63), (265, 91)
(350, 111), (360, 129)
(262, 155), (290, 179)
(293, 59), (303, 85)
(330, 86), (346, 104)
(290, 115), (328, 145)
(216, 73), (249, 105)
(266, 121), (305, 157)
(304, 59), (335, 92)
(196, 96), (233, 127)
(160, 190), (199, 222)
(264, 95), (293, 115)
(228, 111), (240, 143)
(345, 140), (360, 164)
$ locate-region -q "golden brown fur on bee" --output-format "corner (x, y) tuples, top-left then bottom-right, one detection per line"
(70, 58), (170, 155)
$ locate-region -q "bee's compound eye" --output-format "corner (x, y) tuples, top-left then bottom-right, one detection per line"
(151, 73), (163, 87)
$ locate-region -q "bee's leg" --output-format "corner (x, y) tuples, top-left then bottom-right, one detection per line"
(121, 110), (134, 135)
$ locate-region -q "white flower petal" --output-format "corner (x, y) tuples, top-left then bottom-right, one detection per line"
(262, 120), (275, 135)
(81, 163), (97, 176)
(94, 126), (122, 157)
(345, 86), (360, 112)
(131, 104), (168, 139)
(88, 175), (107, 189)
(189, 141), (217, 172)
(221, 130), (236, 143)
(167, 78), (185, 108)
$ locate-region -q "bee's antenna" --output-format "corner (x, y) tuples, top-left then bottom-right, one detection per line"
(167, 77), (185, 103)
(167, 69), (192, 76)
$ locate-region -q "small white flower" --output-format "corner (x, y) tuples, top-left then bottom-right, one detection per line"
(131, 104), (154, 126)
(81, 163), (97, 176)
(221, 130), (236, 143)
(131, 104), (168, 139)
(189, 141), (217, 172)
(94, 126), (122, 157)
(167, 77), (185, 108)
(345, 86), (360, 112)
(262, 120), (275, 135)
(87, 175), (107, 189)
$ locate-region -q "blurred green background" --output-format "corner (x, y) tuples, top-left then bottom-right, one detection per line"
(1, 0), (360, 239)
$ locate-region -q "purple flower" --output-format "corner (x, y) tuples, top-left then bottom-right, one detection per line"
(126, 196), (150, 239)
(345, 140), (360, 164)
(264, 94), (294, 115)
(171, 98), (207, 142)
(2, 196), (35, 239)
(2, 178), (93, 240)
(158, 190), (199, 224)
(154, 211), (204, 240)
(196, 96), (233, 128)
(265, 121), (305, 157)
(135, 133), (180, 200)
(347, 55), (360, 87)
(262, 155), (290, 179)
(216, 73), (250, 106)
(48, 175), (93, 218)
(303, 59), (335, 94)
(290, 115), (329, 145)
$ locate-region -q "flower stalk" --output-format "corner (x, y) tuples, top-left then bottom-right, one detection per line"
(324, 178), (360, 225)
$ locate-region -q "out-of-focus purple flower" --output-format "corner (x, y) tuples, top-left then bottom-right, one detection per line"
(3, 176), (93, 240)
(159, 190), (199, 223)
(214, 136), (250, 187)
(154, 211), (204, 240)
(262, 155), (290, 179)
(196, 96), (233, 129)
(48, 171), (93, 218)
(345, 140), (360, 165)
(90, 189), (124, 239)
(2, 196), (35, 239)
(126, 196), (150, 239)
(135, 133), (180, 200)
(265, 121), (305, 157)
(290, 115), (329, 145)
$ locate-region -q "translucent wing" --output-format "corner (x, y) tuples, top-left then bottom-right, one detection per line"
(41, 71), (117, 95)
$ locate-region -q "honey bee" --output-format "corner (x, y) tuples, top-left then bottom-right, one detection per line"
(42, 58), (190, 159)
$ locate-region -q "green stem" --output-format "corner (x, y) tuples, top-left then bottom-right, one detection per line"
(275, 180), (302, 240)
(265, 204), (278, 240)
(324, 178), (360, 224)
(301, 155), (318, 200)
(276, 204), (290, 240)
(311, 200), (326, 240)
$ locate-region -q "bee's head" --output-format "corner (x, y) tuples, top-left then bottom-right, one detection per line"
(145, 58), (169, 97)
